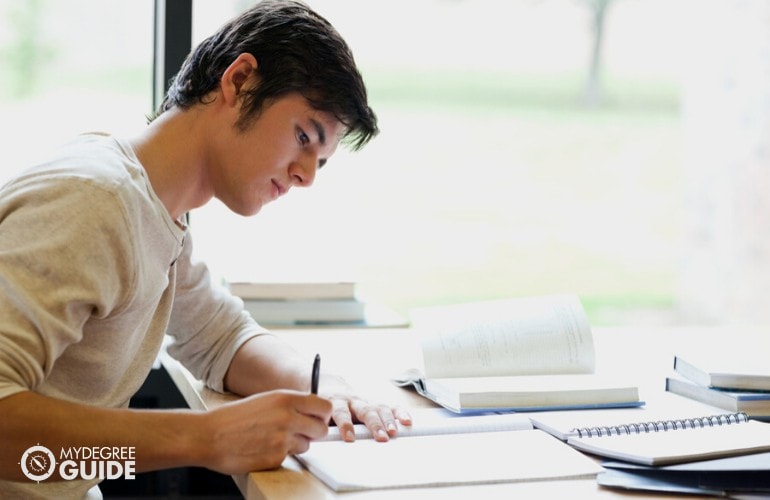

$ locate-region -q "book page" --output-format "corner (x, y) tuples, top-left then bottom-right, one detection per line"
(412, 294), (594, 378)
(675, 351), (770, 390)
(425, 374), (639, 412)
(297, 430), (602, 492)
(320, 408), (532, 441)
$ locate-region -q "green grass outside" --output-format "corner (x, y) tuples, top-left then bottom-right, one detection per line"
(0, 65), (683, 325)
(355, 69), (683, 325)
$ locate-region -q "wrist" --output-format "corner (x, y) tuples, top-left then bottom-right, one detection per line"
(177, 410), (216, 469)
(132, 409), (214, 472)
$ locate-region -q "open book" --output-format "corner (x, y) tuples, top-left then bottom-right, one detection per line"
(394, 294), (641, 413)
(673, 353), (770, 391)
(530, 409), (770, 466)
(296, 410), (603, 492)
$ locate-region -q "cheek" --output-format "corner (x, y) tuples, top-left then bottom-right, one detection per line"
(249, 135), (289, 164)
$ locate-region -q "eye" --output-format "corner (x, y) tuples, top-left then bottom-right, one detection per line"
(297, 128), (310, 146)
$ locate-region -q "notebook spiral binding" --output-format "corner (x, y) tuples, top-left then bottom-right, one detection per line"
(570, 412), (750, 438)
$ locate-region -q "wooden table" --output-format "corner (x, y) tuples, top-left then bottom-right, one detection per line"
(160, 325), (766, 499)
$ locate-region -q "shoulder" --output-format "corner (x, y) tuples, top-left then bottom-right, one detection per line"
(2, 133), (157, 220)
(19, 133), (143, 188)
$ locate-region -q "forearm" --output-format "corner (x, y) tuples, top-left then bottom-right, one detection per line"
(223, 334), (311, 396)
(0, 391), (208, 481)
(221, 334), (412, 444)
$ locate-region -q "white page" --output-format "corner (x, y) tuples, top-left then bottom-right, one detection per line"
(411, 294), (594, 378)
(675, 351), (770, 386)
(297, 430), (602, 492)
(321, 408), (532, 441)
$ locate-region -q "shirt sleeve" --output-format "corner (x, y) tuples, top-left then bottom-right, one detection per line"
(165, 231), (268, 393)
(0, 177), (135, 400)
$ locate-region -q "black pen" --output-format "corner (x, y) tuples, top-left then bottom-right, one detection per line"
(310, 353), (321, 395)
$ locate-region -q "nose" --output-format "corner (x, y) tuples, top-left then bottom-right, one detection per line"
(288, 154), (317, 188)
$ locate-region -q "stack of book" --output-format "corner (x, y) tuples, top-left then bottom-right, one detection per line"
(665, 353), (770, 420)
(227, 280), (407, 328)
(228, 280), (363, 326)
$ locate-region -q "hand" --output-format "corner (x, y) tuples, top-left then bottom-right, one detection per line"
(201, 389), (332, 473)
(321, 374), (412, 442)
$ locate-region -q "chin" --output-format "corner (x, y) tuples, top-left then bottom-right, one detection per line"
(241, 205), (263, 217)
(222, 199), (263, 217)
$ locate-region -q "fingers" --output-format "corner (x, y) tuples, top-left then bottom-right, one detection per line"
(393, 406), (413, 427)
(205, 390), (332, 474)
(331, 398), (357, 442)
(376, 405), (399, 438)
(333, 397), (412, 442)
(294, 393), (334, 430)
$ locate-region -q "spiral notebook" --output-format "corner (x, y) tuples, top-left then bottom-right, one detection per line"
(531, 410), (770, 466)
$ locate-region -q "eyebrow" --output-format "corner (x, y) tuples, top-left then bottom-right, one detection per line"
(310, 118), (329, 169)
(310, 118), (327, 146)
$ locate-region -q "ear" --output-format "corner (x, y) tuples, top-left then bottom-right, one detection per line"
(220, 53), (259, 108)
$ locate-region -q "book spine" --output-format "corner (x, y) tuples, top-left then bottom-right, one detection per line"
(569, 412), (749, 438)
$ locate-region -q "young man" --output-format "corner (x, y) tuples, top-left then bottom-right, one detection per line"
(0, 1), (409, 497)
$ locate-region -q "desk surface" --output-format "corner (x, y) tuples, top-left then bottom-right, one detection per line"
(161, 325), (765, 499)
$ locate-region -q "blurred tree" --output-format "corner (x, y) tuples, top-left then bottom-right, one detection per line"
(440, 0), (618, 107)
(581, 0), (616, 106)
(0, 0), (54, 98)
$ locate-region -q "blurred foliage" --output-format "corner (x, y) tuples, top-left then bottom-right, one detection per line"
(0, 0), (56, 98)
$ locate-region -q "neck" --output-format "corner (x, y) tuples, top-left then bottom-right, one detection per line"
(128, 107), (214, 221)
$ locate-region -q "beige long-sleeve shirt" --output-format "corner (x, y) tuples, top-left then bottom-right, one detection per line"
(0, 133), (265, 498)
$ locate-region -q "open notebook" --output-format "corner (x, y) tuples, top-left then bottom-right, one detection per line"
(296, 409), (602, 492)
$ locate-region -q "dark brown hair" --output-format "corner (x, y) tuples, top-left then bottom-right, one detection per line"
(157, 0), (378, 150)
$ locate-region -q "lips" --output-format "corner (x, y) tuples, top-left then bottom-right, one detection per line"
(271, 179), (287, 199)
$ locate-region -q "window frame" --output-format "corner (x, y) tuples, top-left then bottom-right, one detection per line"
(152, 0), (192, 110)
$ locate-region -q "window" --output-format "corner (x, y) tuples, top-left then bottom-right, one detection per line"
(0, 0), (154, 183)
(7, 1), (767, 326)
(189, 0), (689, 325)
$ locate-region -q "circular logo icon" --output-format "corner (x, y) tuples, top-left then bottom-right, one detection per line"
(20, 445), (56, 482)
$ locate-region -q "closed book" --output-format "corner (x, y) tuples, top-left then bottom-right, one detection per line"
(242, 298), (365, 325)
(228, 281), (356, 300)
(598, 452), (770, 496)
(665, 377), (770, 418)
